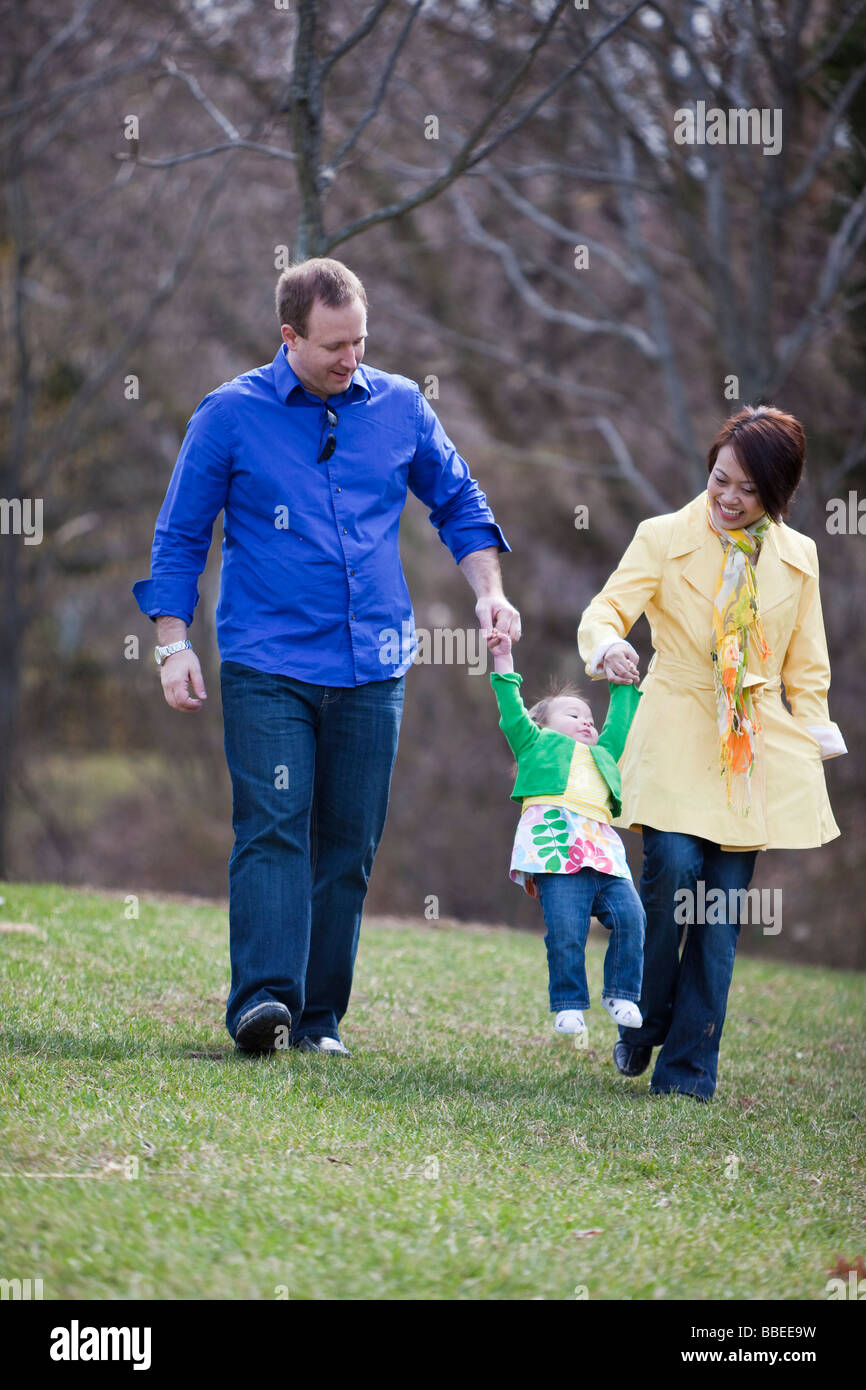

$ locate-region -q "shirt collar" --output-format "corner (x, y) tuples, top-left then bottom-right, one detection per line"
(272, 341), (371, 404)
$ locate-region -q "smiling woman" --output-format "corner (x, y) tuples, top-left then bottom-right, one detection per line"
(706, 406), (806, 527)
(577, 404), (847, 1102)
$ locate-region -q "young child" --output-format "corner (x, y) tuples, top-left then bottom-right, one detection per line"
(488, 629), (646, 1037)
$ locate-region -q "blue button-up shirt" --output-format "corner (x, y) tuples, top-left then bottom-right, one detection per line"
(133, 343), (510, 685)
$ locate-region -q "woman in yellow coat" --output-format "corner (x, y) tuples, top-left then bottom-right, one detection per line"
(577, 405), (846, 1101)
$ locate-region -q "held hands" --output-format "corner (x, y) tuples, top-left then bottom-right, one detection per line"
(486, 628), (514, 674)
(161, 649), (208, 712)
(476, 594), (521, 646)
(603, 642), (641, 686)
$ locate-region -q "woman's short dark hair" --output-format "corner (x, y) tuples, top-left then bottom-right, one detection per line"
(707, 405), (805, 522)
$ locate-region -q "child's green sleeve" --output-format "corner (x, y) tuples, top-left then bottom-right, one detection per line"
(489, 672), (541, 759)
(595, 680), (642, 763)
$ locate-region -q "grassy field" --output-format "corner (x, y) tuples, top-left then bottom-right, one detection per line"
(0, 880), (863, 1301)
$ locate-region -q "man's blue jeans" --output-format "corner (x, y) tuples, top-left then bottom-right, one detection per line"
(535, 870), (646, 1011)
(621, 827), (758, 1100)
(220, 661), (405, 1044)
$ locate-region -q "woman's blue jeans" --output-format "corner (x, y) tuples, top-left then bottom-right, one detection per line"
(535, 869), (646, 1011)
(622, 827), (758, 1100)
(220, 661), (405, 1045)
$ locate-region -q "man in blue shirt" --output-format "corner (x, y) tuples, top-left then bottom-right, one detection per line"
(134, 257), (520, 1056)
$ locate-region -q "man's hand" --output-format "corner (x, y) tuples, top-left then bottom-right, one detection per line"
(486, 628), (514, 674)
(457, 548), (522, 645)
(476, 594), (522, 644)
(161, 649), (208, 712)
(603, 642), (641, 685)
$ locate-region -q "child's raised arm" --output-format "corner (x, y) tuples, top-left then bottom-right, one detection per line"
(487, 630), (541, 759)
(595, 680), (642, 764)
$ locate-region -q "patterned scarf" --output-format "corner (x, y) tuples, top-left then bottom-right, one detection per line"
(706, 496), (774, 813)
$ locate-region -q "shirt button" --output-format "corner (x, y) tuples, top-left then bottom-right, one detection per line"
(350, 569), (355, 576)
(342, 528), (347, 534)
(336, 487), (342, 493)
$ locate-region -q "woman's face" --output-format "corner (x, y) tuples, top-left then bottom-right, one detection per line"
(707, 445), (766, 529)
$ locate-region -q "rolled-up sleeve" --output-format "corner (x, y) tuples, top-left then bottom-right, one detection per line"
(132, 392), (233, 626)
(408, 392), (510, 564)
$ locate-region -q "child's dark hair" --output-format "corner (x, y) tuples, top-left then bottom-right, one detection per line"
(527, 679), (588, 729)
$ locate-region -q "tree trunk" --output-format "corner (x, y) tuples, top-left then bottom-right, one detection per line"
(289, 0), (326, 258)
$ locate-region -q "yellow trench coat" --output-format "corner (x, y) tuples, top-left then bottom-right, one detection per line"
(577, 492), (846, 851)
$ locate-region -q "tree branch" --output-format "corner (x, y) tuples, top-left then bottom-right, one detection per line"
(32, 151), (241, 487)
(384, 302), (626, 405)
(0, 43), (165, 120)
(770, 182), (866, 390)
(328, 0), (425, 174)
(319, 0), (395, 81)
(23, 0), (102, 86)
(588, 414), (673, 514)
(324, 0), (647, 250)
(614, 133), (700, 476)
(778, 60), (866, 207)
(121, 140), (296, 170)
(451, 189), (660, 361)
(161, 57), (240, 141)
(482, 167), (640, 284)
(797, 0), (866, 83)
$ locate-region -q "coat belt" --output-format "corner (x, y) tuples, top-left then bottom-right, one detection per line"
(646, 652), (782, 699)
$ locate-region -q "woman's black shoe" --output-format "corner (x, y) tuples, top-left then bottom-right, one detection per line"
(613, 1040), (652, 1077)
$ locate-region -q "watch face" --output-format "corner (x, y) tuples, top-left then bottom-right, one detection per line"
(154, 645), (163, 666)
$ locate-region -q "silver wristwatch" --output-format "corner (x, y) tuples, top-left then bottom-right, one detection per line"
(154, 639), (192, 666)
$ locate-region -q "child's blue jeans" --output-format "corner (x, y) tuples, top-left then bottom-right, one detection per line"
(535, 869), (646, 1011)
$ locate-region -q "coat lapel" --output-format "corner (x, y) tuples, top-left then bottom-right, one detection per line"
(668, 493), (718, 605)
(669, 492), (814, 614)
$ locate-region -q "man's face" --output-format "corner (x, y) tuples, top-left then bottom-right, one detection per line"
(281, 297), (367, 400)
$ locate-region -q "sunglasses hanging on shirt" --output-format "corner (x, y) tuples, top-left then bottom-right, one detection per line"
(318, 406), (338, 462)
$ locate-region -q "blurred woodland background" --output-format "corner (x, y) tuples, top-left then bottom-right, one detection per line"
(2, 0), (864, 967)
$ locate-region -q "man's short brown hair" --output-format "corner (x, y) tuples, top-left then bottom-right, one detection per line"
(275, 257), (368, 337)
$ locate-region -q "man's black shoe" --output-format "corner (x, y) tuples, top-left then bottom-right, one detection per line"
(612, 1040), (652, 1077)
(235, 1001), (292, 1053)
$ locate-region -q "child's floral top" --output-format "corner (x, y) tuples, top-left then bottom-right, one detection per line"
(510, 805), (631, 898)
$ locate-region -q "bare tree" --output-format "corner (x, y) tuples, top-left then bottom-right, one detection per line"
(398, 0), (866, 492)
(0, 0), (648, 874)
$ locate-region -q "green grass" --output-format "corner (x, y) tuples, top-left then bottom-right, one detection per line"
(0, 881), (863, 1300)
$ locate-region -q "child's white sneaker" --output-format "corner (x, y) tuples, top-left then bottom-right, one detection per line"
(554, 1009), (586, 1035)
(601, 995), (643, 1028)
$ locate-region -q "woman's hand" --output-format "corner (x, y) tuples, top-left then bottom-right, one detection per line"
(486, 628), (514, 674)
(603, 643), (640, 685)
